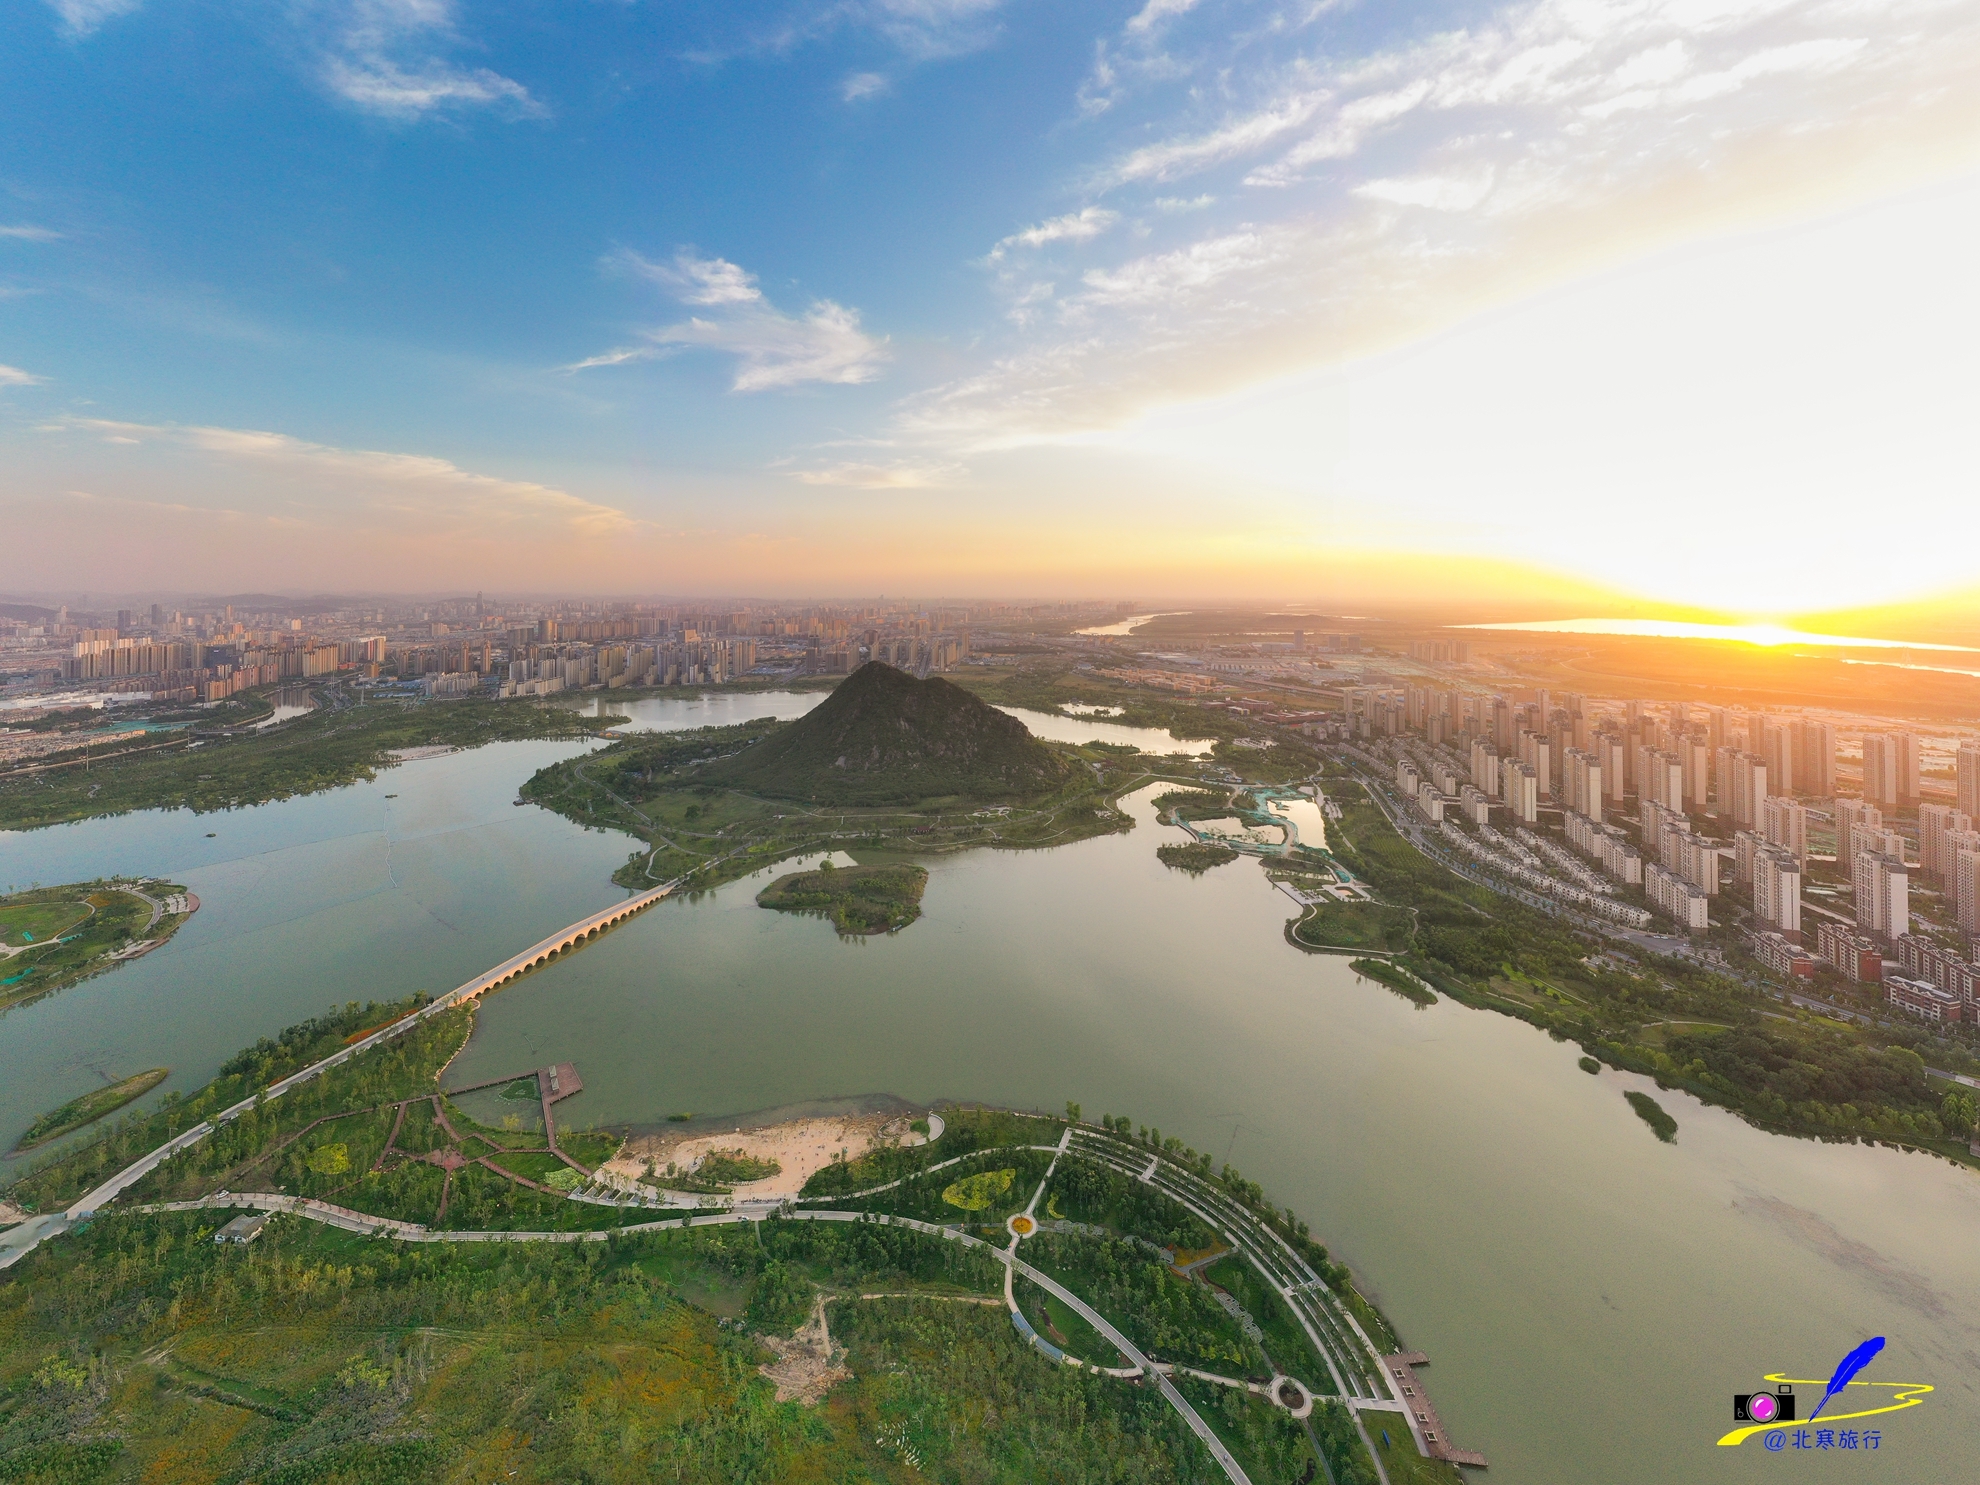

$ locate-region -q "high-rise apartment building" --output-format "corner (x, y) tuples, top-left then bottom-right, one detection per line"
(1790, 720), (1837, 797)
(1957, 744), (1980, 821)
(1861, 733), (1922, 810)
(1502, 757), (1539, 824)
(1760, 795), (1810, 864)
(1720, 750), (1767, 827)
(1919, 804), (1974, 883)
(1853, 851), (1910, 941)
(1753, 846), (1802, 937)
(1954, 841), (1980, 940)
(1564, 747), (1604, 820)
(1759, 720), (1794, 798)
(1833, 799), (1884, 864)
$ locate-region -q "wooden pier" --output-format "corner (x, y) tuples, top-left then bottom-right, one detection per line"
(1379, 1351), (1487, 1469)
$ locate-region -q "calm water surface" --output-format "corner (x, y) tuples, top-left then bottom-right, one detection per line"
(2, 723), (1975, 1482)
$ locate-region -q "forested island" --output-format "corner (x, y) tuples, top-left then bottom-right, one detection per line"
(756, 861), (928, 935)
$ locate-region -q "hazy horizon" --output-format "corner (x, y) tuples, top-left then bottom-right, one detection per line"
(4, 0), (1976, 614)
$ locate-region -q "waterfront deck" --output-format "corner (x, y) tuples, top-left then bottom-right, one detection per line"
(1379, 1351), (1488, 1468)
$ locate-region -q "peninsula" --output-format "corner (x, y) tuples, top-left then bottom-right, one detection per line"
(0, 881), (199, 1014)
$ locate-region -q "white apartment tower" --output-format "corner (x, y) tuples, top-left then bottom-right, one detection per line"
(1753, 846), (1802, 937)
(1853, 851), (1910, 941)
(1760, 795), (1810, 865)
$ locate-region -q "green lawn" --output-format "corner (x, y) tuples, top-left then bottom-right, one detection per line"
(0, 899), (93, 948)
(1291, 900), (1414, 952)
(1363, 1409), (1469, 1485)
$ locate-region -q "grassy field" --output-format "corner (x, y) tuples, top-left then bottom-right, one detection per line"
(1364, 1410), (1470, 1485)
(0, 884), (190, 1014)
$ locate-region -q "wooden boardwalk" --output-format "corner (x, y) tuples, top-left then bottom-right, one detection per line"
(1379, 1351), (1488, 1468)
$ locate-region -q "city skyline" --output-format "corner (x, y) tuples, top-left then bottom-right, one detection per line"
(4, 1), (1978, 613)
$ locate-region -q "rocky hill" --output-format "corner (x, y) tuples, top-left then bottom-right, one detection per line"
(705, 662), (1070, 804)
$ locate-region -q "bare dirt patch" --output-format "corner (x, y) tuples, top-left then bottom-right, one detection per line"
(603, 1111), (928, 1199)
(758, 1295), (851, 1406)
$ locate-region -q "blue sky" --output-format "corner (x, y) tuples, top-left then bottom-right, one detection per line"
(5, 0), (1978, 607)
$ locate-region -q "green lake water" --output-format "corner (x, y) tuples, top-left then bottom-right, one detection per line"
(2, 710), (1976, 1482)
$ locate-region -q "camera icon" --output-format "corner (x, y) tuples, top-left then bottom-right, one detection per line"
(1734, 1386), (1795, 1423)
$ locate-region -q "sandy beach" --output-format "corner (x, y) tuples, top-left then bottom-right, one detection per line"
(600, 1111), (933, 1201)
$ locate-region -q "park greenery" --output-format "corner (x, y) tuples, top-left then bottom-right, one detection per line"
(0, 884), (192, 1015)
(1289, 899), (1415, 954)
(1156, 842), (1240, 874)
(0, 690), (619, 832)
(0, 987), (1428, 1485)
(755, 861), (928, 935)
(14, 1071), (169, 1152)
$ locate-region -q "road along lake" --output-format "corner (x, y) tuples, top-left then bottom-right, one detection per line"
(2, 712), (1975, 1482)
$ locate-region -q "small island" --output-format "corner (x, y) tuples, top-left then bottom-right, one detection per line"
(757, 862), (929, 935)
(1157, 841), (1240, 874)
(0, 880), (198, 1013)
(14, 1068), (171, 1150)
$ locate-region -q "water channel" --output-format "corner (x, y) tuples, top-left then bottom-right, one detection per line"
(1, 700), (1974, 1482)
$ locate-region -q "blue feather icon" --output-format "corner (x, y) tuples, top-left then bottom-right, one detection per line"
(1809, 1337), (1884, 1420)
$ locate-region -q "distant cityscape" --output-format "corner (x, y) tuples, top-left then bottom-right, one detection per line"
(6, 594), (1978, 1030)
(1325, 671), (1980, 1029)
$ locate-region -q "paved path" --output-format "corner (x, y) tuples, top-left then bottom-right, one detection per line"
(0, 881), (680, 1271)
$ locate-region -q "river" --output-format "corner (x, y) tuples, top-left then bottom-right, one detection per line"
(2, 709), (1975, 1482)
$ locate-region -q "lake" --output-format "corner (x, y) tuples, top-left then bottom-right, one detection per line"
(2, 717), (1975, 1482)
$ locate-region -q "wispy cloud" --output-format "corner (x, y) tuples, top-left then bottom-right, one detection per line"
(573, 250), (890, 392)
(860, 0), (1006, 61)
(321, 0), (543, 119)
(795, 458), (961, 488)
(841, 70), (890, 101)
(986, 207), (1119, 261)
(59, 417), (635, 536)
(0, 225), (63, 241)
(44, 0), (140, 39)
(909, 0), (1980, 448)
(0, 364), (47, 388)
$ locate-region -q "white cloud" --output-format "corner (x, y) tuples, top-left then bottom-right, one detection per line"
(986, 207), (1120, 260)
(1355, 169), (1498, 212)
(1075, 231), (1279, 309)
(44, 0), (140, 39)
(559, 346), (656, 373)
(861, 0), (1006, 60)
(1107, 92), (1325, 185)
(322, 0), (542, 119)
(909, 0), (1980, 451)
(575, 250), (889, 392)
(0, 364), (47, 388)
(61, 418), (635, 535)
(842, 71), (890, 101)
(0, 225), (63, 241)
(1125, 0), (1200, 39)
(795, 459), (961, 487)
